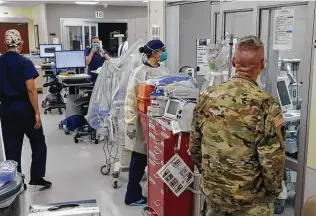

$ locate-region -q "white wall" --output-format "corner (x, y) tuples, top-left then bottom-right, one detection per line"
(0, 6), (35, 51)
(166, 5), (179, 73)
(0, 6), (28, 18)
(148, 1), (166, 41)
(179, 2), (211, 69)
(46, 4), (148, 43)
(32, 4), (48, 45)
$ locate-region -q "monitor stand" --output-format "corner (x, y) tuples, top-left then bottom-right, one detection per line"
(44, 58), (54, 64)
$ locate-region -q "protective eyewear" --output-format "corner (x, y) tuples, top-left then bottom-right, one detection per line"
(146, 45), (166, 53)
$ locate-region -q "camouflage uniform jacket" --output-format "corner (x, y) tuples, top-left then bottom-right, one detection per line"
(189, 73), (285, 212)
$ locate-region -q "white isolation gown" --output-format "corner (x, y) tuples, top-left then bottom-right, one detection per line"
(124, 63), (169, 155)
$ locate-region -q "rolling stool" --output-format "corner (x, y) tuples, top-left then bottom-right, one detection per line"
(73, 87), (99, 144)
(42, 74), (66, 115)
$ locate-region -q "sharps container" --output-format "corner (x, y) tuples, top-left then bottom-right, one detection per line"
(0, 174), (23, 216)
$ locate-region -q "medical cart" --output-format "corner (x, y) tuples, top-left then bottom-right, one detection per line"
(140, 112), (194, 216)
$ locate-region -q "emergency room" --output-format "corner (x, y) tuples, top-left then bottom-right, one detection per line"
(0, 0), (316, 216)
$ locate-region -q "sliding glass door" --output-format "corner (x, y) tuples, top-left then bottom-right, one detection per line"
(61, 19), (98, 50)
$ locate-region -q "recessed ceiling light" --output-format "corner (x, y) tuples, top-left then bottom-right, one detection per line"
(0, 1), (4, 4)
(75, 1), (98, 5)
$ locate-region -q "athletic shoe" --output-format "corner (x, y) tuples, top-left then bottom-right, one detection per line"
(126, 196), (148, 206)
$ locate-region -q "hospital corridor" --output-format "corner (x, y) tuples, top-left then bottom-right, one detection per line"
(18, 95), (147, 216)
(1, 1), (316, 216)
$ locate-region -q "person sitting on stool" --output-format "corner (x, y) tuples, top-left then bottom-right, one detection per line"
(85, 36), (111, 83)
(0, 29), (52, 188)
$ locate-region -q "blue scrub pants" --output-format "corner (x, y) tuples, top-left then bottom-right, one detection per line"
(0, 100), (47, 179)
(125, 151), (147, 204)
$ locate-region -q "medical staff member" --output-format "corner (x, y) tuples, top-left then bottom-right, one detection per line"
(124, 40), (169, 206)
(0, 29), (51, 187)
(85, 36), (111, 83)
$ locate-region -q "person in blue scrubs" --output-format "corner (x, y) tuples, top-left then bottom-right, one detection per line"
(85, 36), (110, 83)
(0, 29), (51, 188)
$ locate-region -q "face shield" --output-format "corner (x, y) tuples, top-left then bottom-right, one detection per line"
(145, 45), (168, 62)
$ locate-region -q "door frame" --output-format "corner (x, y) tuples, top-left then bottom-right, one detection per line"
(60, 18), (129, 50)
(256, 3), (315, 216)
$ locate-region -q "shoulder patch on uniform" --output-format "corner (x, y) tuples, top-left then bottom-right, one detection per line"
(274, 113), (285, 128)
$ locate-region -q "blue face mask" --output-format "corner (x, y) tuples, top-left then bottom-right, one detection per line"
(159, 52), (168, 62)
(92, 43), (99, 48)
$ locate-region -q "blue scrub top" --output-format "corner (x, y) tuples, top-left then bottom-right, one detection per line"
(85, 48), (105, 74)
(0, 51), (38, 105)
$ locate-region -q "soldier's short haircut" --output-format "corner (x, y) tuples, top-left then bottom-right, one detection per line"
(236, 35), (264, 52)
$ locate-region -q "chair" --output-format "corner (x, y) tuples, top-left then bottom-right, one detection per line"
(42, 74), (66, 115)
(73, 86), (99, 144)
(302, 196), (316, 216)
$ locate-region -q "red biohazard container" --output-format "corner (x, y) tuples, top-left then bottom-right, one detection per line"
(137, 84), (154, 113)
(137, 98), (151, 113)
(137, 84), (154, 101)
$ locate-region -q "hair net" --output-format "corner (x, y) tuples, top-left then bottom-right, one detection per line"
(140, 40), (165, 55)
(5, 29), (22, 47)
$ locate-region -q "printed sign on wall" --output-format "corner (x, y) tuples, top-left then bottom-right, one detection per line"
(273, 7), (295, 50)
(197, 38), (211, 75)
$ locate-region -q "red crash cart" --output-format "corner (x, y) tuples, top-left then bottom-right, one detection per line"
(139, 111), (194, 216)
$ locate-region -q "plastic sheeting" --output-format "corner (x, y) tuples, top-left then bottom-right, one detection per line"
(201, 39), (232, 93)
(0, 161), (17, 188)
(202, 38), (265, 92)
(87, 40), (145, 143)
(0, 174), (23, 209)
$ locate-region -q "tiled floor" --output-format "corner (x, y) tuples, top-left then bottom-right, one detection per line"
(19, 106), (146, 216)
(17, 96), (294, 216)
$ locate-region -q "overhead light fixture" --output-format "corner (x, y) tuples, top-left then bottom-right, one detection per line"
(75, 1), (98, 5)
(143, 0), (148, 2)
(0, 1), (4, 4)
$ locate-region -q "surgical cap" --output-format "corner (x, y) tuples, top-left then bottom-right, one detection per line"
(5, 29), (22, 47)
(143, 40), (165, 54)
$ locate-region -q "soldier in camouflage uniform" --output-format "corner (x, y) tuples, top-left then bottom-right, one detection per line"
(189, 35), (285, 216)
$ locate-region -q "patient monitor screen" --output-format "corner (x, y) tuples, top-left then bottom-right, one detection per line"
(55, 50), (86, 69)
(39, 44), (62, 58)
(277, 80), (292, 107)
(167, 101), (180, 116)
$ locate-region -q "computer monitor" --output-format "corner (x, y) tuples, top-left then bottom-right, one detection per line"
(39, 44), (62, 58)
(55, 50), (86, 69)
(277, 77), (293, 112)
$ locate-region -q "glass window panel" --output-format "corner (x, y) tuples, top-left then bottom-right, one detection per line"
(91, 26), (97, 38)
(259, 4), (308, 163)
(68, 26), (83, 50)
(84, 26), (89, 49)
(215, 13), (220, 43)
(224, 11), (254, 37)
(258, 9), (270, 91)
